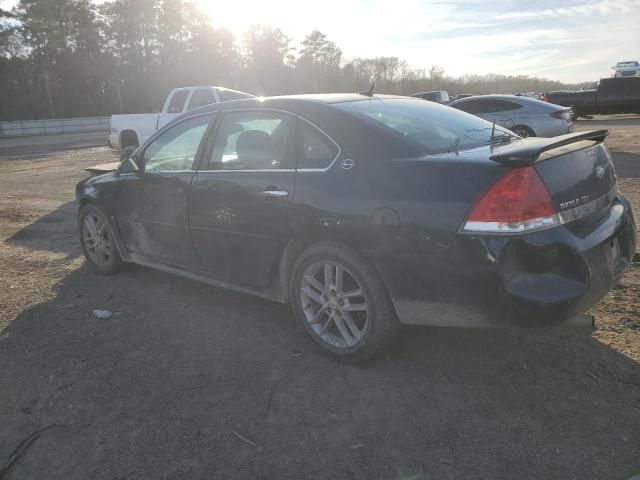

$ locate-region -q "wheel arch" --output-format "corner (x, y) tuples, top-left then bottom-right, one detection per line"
(78, 197), (92, 209)
(77, 201), (129, 262)
(272, 227), (394, 306)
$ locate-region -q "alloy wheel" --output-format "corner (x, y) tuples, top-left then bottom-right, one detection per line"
(512, 127), (531, 138)
(300, 260), (369, 349)
(82, 213), (113, 267)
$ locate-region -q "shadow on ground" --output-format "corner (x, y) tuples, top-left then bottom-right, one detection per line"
(5, 201), (81, 258)
(1, 203), (640, 480)
(612, 152), (640, 178)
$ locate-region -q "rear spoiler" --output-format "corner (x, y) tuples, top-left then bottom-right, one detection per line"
(490, 130), (608, 166)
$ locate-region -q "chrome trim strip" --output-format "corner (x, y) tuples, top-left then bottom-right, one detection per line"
(196, 169), (295, 173)
(462, 214), (561, 235)
(557, 189), (616, 224)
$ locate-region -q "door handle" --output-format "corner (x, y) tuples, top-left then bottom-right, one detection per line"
(260, 189), (289, 198)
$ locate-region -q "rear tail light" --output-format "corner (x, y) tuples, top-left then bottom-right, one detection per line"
(461, 167), (561, 234)
(550, 109), (571, 120)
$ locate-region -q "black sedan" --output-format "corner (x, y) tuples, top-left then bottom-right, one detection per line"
(76, 94), (636, 361)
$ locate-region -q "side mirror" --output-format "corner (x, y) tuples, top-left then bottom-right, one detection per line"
(118, 154), (143, 174)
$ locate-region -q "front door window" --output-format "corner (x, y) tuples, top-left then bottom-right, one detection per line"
(142, 115), (212, 172)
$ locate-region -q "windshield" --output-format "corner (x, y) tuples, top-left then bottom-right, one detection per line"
(617, 62), (639, 68)
(336, 98), (516, 155)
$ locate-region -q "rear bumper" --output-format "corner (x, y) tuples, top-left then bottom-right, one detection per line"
(375, 195), (636, 327)
(534, 119), (573, 137)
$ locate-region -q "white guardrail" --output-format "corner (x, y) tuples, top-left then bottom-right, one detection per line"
(0, 116), (110, 137)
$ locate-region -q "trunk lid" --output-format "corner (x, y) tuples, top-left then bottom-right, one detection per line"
(534, 141), (616, 216)
(489, 130), (616, 220)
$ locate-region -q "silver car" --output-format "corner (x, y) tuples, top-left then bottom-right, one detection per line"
(449, 94), (573, 137)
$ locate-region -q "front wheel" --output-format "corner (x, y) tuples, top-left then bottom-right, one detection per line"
(290, 242), (398, 362)
(79, 205), (123, 275)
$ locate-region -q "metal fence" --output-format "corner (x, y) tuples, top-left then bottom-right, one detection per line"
(0, 116), (110, 137)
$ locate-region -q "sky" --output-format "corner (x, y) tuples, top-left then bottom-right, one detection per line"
(2, 0), (639, 83)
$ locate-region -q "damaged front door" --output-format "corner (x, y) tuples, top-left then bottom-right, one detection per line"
(117, 113), (214, 267)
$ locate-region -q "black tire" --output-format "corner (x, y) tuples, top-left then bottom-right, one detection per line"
(120, 145), (137, 162)
(289, 241), (398, 362)
(78, 204), (123, 275)
(569, 108), (577, 122)
(511, 125), (535, 138)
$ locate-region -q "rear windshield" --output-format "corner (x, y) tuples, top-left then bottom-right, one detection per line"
(335, 98), (514, 155)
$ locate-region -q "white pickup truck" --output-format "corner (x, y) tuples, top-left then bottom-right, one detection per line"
(108, 86), (254, 157)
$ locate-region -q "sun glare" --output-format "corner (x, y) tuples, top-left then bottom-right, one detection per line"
(196, 0), (303, 40)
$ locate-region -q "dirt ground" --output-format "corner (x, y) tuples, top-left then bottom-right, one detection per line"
(1, 118), (639, 479)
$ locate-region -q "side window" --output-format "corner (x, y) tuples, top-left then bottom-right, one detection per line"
(492, 100), (523, 112)
(188, 89), (215, 110)
(166, 90), (189, 113)
(142, 115), (212, 172)
(454, 100), (486, 114)
(472, 100), (504, 114)
(209, 111), (294, 170)
(217, 89), (254, 102)
(297, 120), (339, 170)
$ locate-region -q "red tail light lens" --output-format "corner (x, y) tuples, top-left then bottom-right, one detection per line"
(550, 109), (571, 120)
(462, 167), (560, 234)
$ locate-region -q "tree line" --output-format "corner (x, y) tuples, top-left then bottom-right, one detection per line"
(0, 0), (578, 121)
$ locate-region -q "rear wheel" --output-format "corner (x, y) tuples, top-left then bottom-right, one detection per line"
(79, 205), (123, 275)
(511, 125), (535, 138)
(290, 242), (398, 362)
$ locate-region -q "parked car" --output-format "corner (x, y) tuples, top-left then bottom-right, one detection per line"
(545, 77), (640, 118)
(612, 61), (640, 78)
(77, 94), (636, 362)
(108, 86), (254, 158)
(449, 94), (572, 137)
(411, 91), (450, 104)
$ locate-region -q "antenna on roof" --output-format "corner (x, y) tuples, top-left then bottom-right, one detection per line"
(358, 80), (376, 97)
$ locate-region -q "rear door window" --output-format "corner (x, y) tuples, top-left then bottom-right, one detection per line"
(454, 99), (521, 114)
(209, 111), (294, 170)
(296, 119), (339, 170)
(453, 99), (489, 114)
(166, 90), (189, 113)
(492, 100), (522, 111)
(188, 89), (216, 110)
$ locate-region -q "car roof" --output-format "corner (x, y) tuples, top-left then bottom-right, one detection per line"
(449, 94), (548, 106)
(183, 93), (413, 117)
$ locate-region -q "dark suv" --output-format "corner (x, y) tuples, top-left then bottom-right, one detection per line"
(77, 94), (636, 361)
